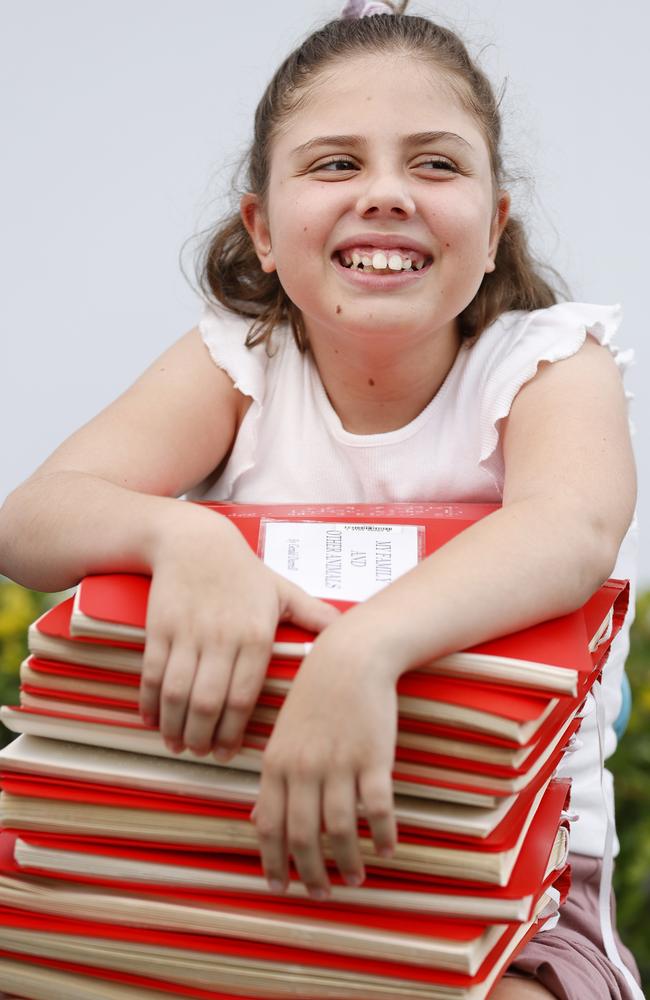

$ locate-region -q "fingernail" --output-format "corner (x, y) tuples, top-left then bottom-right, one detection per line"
(269, 879), (285, 894)
(343, 871), (365, 887)
(141, 713), (155, 727)
(250, 805), (258, 822)
(164, 740), (183, 754)
(378, 846), (394, 859)
(213, 747), (232, 763)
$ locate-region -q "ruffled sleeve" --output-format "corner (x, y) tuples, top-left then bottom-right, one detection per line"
(198, 301), (268, 404)
(477, 302), (634, 487)
(186, 301), (270, 499)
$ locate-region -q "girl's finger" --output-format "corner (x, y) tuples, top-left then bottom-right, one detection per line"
(211, 635), (273, 759)
(182, 643), (233, 757)
(254, 767), (289, 893)
(277, 578), (341, 632)
(287, 775), (330, 899)
(323, 773), (365, 886)
(358, 766), (397, 860)
(158, 642), (199, 751)
(139, 631), (170, 724)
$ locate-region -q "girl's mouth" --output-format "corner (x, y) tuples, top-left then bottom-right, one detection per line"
(331, 249), (433, 288)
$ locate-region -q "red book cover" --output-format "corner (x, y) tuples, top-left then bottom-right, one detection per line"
(67, 502), (628, 693)
(0, 899), (555, 997)
(20, 652), (596, 751)
(0, 831), (565, 963)
(7, 780), (571, 922)
(20, 654), (567, 744)
(0, 702), (575, 802)
(0, 899), (553, 989)
(30, 573), (628, 699)
(0, 767), (553, 853)
(22, 656), (141, 690)
(13, 684), (574, 791)
(72, 503), (497, 653)
(73, 570), (627, 697)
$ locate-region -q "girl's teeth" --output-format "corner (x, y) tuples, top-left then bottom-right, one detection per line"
(339, 249), (426, 271)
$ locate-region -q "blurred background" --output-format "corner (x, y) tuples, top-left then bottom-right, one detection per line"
(1, 0), (649, 586)
(1, 0), (649, 991)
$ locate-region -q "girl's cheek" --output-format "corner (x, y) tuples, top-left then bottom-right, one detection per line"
(441, 205), (493, 253)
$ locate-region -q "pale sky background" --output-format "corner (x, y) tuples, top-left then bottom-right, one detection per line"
(1, 0), (648, 586)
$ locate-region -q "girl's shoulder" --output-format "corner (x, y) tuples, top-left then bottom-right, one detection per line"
(473, 300), (629, 372)
(198, 301), (270, 405)
(464, 300), (632, 413)
(462, 301), (634, 488)
(198, 300), (299, 407)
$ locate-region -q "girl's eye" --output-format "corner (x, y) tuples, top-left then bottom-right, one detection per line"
(418, 158), (458, 173)
(314, 156), (458, 174)
(314, 158), (358, 172)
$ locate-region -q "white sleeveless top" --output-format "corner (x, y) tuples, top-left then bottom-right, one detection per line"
(189, 300), (638, 858)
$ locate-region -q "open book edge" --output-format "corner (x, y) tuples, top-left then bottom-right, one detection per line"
(0, 892), (553, 1000)
(0, 735), (520, 839)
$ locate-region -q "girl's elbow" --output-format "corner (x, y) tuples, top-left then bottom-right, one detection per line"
(0, 490), (20, 577)
(585, 513), (633, 591)
(568, 469), (635, 593)
(593, 545), (621, 589)
(552, 500), (632, 602)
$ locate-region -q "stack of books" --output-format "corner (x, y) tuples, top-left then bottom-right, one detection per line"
(0, 503), (629, 1000)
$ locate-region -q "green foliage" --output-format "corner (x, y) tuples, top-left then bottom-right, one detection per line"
(0, 580), (54, 747)
(609, 589), (650, 991)
(0, 579), (648, 990)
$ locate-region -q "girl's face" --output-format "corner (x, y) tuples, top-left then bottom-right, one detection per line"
(242, 52), (509, 350)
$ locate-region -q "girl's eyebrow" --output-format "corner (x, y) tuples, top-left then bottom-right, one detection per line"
(290, 130), (473, 157)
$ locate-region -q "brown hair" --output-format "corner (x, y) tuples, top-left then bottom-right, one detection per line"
(195, 1), (562, 350)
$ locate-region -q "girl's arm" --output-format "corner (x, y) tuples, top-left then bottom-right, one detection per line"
(254, 336), (636, 897)
(347, 336), (636, 671)
(0, 328), (245, 590)
(0, 328), (337, 756)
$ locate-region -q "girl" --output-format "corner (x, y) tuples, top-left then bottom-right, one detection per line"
(0, 1), (642, 997)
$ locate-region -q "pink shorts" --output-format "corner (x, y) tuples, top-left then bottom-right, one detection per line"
(505, 853), (643, 999)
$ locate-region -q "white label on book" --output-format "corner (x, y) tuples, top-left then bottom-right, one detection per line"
(260, 521), (422, 601)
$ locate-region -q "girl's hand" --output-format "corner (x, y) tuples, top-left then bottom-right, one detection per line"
(252, 619), (400, 898)
(139, 507), (339, 758)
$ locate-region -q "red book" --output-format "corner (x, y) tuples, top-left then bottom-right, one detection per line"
(0, 897), (558, 999)
(61, 502), (627, 696)
(28, 596), (144, 671)
(20, 636), (581, 747)
(0, 702), (576, 808)
(27, 577), (627, 705)
(0, 733), (563, 845)
(15, 679), (582, 783)
(0, 797), (569, 973)
(0, 732), (557, 844)
(8, 779), (571, 923)
(0, 766), (556, 886)
(19, 650), (612, 776)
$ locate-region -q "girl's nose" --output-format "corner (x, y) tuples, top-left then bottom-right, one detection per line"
(355, 173), (416, 219)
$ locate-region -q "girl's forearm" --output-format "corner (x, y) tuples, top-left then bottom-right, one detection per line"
(0, 470), (214, 592)
(338, 498), (621, 681)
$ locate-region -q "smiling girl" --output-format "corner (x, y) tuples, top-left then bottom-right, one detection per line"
(0, 1), (642, 997)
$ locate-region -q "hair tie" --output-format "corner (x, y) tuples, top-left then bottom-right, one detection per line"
(340, 0), (395, 18)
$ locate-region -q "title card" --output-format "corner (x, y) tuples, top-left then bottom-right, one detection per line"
(260, 520), (422, 601)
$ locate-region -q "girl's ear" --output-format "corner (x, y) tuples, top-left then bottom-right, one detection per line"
(485, 191), (511, 274)
(240, 193), (276, 273)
